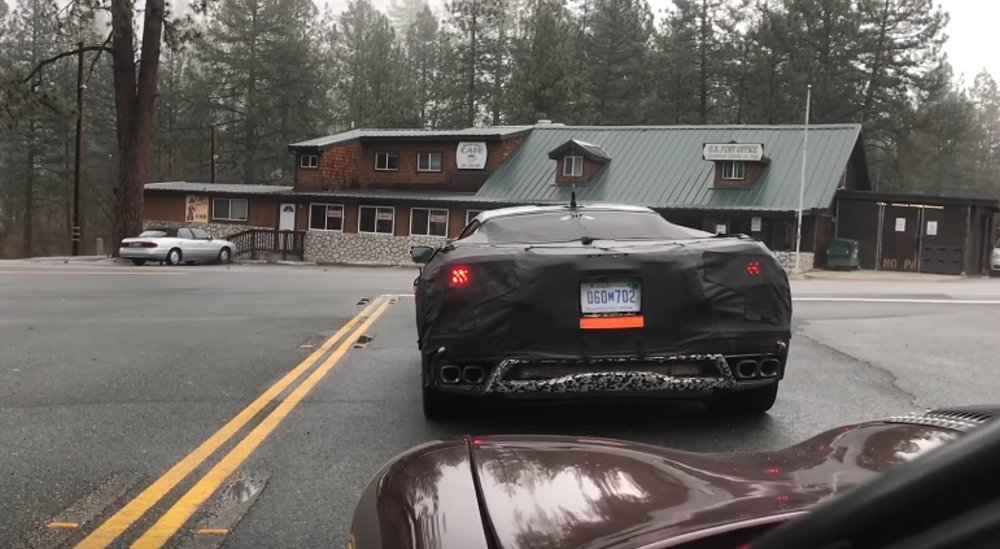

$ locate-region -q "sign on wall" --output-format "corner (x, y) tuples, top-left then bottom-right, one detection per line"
(457, 142), (488, 169)
(185, 195), (209, 223)
(895, 217), (906, 232)
(715, 224), (727, 234)
(751, 216), (762, 232)
(926, 220), (938, 236)
(703, 143), (764, 162)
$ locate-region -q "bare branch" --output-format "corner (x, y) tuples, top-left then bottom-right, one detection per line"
(86, 32), (115, 83)
(20, 45), (115, 86)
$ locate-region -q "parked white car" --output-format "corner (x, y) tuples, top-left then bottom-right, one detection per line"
(119, 227), (236, 266)
(993, 238), (1000, 274)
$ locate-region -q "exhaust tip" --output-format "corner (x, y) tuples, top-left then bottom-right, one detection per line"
(736, 360), (760, 379)
(440, 365), (461, 384)
(759, 358), (780, 377)
(462, 366), (485, 384)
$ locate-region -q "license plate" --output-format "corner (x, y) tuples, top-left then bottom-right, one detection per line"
(580, 280), (641, 314)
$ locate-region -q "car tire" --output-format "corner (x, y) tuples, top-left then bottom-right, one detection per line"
(218, 247), (232, 264)
(422, 386), (457, 421)
(165, 248), (182, 266)
(131, 259), (146, 266)
(709, 382), (779, 414)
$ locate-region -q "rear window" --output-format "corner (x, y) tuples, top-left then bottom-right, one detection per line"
(475, 211), (706, 244)
(139, 229), (176, 237)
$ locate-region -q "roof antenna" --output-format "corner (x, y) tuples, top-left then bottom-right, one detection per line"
(570, 184), (578, 209)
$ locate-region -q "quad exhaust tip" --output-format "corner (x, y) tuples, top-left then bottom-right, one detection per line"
(440, 365), (461, 384)
(462, 366), (485, 384)
(736, 360), (760, 380)
(759, 358), (780, 377)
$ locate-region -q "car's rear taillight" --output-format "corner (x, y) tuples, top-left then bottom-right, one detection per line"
(449, 266), (471, 287)
(745, 260), (761, 276)
(133, 241), (158, 248)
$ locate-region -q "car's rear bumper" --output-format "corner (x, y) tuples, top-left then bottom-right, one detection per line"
(118, 247), (169, 260)
(426, 352), (783, 399)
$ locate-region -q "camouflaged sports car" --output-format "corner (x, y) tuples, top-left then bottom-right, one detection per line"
(409, 203), (792, 419)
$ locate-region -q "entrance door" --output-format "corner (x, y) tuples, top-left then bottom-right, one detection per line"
(879, 205), (921, 271)
(279, 203), (296, 231)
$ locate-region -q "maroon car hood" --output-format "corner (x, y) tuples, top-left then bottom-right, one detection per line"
(469, 423), (957, 549)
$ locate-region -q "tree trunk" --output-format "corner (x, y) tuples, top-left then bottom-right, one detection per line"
(110, 0), (164, 253)
(466, 11), (477, 127)
(698, 0), (709, 124)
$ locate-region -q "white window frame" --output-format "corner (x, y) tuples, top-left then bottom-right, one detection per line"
(358, 205), (395, 235)
(466, 210), (483, 225)
(212, 197), (248, 222)
(410, 207), (449, 237)
(721, 161), (746, 180)
(374, 151), (399, 171)
(300, 154), (319, 168)
(563, 155), (583, 177)
(308, 203), (345, 231)
(416, 152), (443, 172)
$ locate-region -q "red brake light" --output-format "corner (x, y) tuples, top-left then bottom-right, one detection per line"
(746, 261), (761, 276)
(449, 266), (471, 287)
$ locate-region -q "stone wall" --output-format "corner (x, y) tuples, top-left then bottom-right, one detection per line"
(773, 251), (814, 275)
(144, 220), (271, 240)
(304, 230), (446, 265)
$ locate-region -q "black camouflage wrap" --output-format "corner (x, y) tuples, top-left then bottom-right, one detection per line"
(415, 235), (792, 365)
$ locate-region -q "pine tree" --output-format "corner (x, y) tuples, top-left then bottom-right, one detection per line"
(331, 0), (419, 128)
(507, 0), (578, 124)
(388, 0), (430, 38)
(405, 6), (443, 127)
(580, 0), (654, 124)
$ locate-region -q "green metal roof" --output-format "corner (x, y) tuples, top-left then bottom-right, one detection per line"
(288, 126), (535, 149)
(473, 124), (864, 212)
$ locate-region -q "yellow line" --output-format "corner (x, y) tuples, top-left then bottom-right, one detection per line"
(0, 270), (186, 276)
(131, 297), (393, 549)
(73, 296), (387, 549)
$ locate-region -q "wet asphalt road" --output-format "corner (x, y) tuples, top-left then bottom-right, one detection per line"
(1, 261), (999, 548)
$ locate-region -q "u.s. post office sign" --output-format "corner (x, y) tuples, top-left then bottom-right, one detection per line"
(703, 143), (764, 162)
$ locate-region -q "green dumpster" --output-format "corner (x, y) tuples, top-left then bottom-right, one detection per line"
(826, 238), (860, 270)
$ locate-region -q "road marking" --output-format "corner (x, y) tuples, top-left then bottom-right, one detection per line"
(794, 297), (1000, 305)
(73, 297), (388, 549)
(130, 297), (393, 549)
(12, 473), (142, 549)
(0, 270), (186, 276)
(193, 529), (228, 536)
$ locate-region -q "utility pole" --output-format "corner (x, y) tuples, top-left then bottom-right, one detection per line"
(210, 124), (217, 183)
(794, 84), (811, 275)
(72, 41), (85, 255)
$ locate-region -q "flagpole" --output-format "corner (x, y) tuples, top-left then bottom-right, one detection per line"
(795, 84), (811, 275)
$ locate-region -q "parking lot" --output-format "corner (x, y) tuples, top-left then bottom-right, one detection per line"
(2, 261), (1000, 548)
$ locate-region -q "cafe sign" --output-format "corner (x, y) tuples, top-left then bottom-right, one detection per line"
(457, 142), (487, 170)
(703, 143), (764, 162)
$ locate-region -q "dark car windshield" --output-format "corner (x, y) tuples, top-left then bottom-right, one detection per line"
(139, 229), (177, 238)
(474, 211), (707, 244)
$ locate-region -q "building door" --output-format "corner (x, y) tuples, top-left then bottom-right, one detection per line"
(879, 205), (921, 271)
(279, 203), (296, 231)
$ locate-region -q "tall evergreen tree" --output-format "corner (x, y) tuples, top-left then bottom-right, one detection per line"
(405, 6), (444, 127)
(388, 0), (430, 38)
(580, 0), (653, 124)
(507, 0), (579, 124)
(331, 0), (419, 128)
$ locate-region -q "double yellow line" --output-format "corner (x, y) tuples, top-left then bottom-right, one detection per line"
(75, 295), (393, 549)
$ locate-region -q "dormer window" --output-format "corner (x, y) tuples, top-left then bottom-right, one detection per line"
(300, 154), (319, 168)
(563, 155), (583, 177)
(721, 161), (746, 180)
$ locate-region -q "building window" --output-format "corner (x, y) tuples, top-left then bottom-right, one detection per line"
(410, 208), (449, 237)
(359, 205), (395, 234)
(309, 203), (344, 231)
(212, 198), (248, 222)
(300, 154), (319, 168)
(417, 152), (443, 172)
(721, 161), (746, 180)
(375, 151), (399, 171)
(466, 210), (483, 225)
(563, 155), (583, 177)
